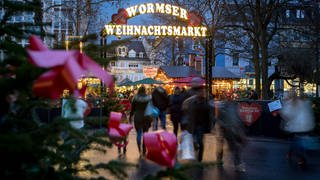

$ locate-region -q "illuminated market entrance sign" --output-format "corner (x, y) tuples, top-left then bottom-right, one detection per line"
(103, 3), (208, 37)
(105, 25), (207, 37)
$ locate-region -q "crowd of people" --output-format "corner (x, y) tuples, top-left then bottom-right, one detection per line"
(127, 77), (248, 172)
(1, 79), (317, 172)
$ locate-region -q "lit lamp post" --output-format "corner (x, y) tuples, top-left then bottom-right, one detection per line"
(65, 40), (69, 51)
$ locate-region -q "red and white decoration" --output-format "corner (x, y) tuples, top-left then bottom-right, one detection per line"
(143, 131), (177, 168)
(238, 102), (262, 126)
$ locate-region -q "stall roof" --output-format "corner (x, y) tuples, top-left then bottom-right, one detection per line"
(160, 66), (240, 79)
(117, 78), (133, 86)
(159, 66), (200, 78)
(212, 67), (240, 79)
(132, 78), (163, 85)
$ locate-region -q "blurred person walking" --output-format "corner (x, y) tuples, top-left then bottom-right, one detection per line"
(129, 86), (152, 156)
(151, 86), (169, 130)
(280, 90), (315, 167)
(182, 81), (215, 162)
(168, 87), (184, 136)
(215, 98), (248, 172)
(185, 77), (205, 99)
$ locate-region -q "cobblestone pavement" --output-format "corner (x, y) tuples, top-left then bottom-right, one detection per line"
(82, 120), (320, 180)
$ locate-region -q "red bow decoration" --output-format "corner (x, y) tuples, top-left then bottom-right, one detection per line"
(119, 99), (131, 112)
(188, 11), (203, 26)
(143, 131), (177, 168)
(107, 112), (133, 147)
(27, 35), (114, 99)
(112, 8), (129, 25)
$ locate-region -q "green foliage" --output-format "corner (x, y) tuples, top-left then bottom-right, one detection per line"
(0, 1), (134, 179)
(94, 160), (137, 180)
(0, 117), (122, 179)
(100, 90), (124, 118)
(84, 116), (109, 129)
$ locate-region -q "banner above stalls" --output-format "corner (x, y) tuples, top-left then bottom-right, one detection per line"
(103, 3), (208, 37)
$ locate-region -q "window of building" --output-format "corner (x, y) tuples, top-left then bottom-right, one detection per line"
(15, 15), (23, 22)
(232, 53), (239, 66)
(53, 0), (61, 5)
(296, 9), (305, 19)
(117, 46), (127, 57)
(128, 50), (136, 58)
(139, 52), (144, 58)
(249, 79), (253, 85)
(0, 11), (4, 21)
(54, 21), (60, 28)
(8, 16), (14, 22)
(129, 64), (138, 68)
(285, 10), (290, 18)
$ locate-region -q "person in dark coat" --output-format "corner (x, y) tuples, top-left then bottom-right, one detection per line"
(168, 87), (184, 136)
(129, 86), (151, 155)
(184, 77), (205, 100)
(151, 86), (169, 130)
(182, 85), (215, 162)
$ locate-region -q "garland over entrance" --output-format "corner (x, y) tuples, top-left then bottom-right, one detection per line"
(104, 25), (207, 37)
(102, 3), (208, 37)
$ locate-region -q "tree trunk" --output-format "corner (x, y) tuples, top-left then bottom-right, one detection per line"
(299, 78), (304, 96)
(33, 0), (44, 38)
(253, 39), (261, 99)
(171, 37), (176, 65)
(260, 32), (269, 99)
(316, 37), (319, 97)
(76, 0), (81, 36)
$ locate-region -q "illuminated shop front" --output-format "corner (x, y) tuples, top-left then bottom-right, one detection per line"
(154, 66), (240, 96)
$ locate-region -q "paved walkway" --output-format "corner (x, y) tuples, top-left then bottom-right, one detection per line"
(82, 121), (320, 180)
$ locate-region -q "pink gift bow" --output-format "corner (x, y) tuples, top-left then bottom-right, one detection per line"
(108, 112), (133, 147)
(27, 35), (114, 99)
(143, 131), (177, 168)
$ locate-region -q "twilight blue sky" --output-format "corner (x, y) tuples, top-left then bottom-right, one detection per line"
(103, 0), (157, 26)
(101, 0), (159, 42)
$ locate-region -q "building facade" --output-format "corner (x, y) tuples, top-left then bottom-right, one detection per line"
(107, 40), (152, 83)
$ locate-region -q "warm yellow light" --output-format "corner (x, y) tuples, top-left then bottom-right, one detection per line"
(125, 3), (188, 20)
(65, 40), (69, 51)
(79, 41), (83, 53)
(104, 25), (208, 37)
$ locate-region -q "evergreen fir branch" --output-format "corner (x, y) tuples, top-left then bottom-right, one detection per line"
(0, 40), (26, 54)
(94, 160), (137, 180)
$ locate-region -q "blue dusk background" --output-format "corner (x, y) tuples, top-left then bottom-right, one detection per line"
(101, 0), (158, 42)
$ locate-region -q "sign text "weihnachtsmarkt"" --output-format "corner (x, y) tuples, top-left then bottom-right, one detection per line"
(104, 3), (208, 37)
(104, 25), (207, 37)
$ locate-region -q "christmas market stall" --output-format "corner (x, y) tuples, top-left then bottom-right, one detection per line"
(154, 66), (240, 96)
(211, 66), (241, 99)
(154, 66), (200, 94)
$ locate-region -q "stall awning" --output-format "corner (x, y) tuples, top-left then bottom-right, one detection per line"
(132, 78), (163, 85)
(212, 67), (240, 79)
(117, 78), (133, 86)
(160, 66), (200, 78)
